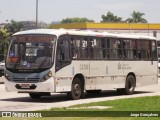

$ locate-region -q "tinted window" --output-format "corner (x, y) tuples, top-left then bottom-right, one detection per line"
(109, 39), (122, 59)
(89, 37), (103, 59)
(70, 36), (89, 59)
(56, 35), (71, 71)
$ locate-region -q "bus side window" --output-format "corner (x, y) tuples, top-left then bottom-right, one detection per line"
(137, 40), (142, 60)
(133, 41), (138, 59)
(123, 40), (136, 59)
(81, 37), (89, 59)
(110, 39), (122, 59)
(56, 36), (71, 71)
(89, 37), (103, 59)
(110, 39), (118, 59)
(151, 41), (157, 60)
(137, 40), (152, 60)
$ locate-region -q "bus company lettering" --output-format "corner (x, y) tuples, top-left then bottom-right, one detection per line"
(118, 63), (132, 70)
(80, 64), (89, 70)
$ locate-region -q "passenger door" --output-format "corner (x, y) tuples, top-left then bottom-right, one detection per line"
(55, 35), (71, 72)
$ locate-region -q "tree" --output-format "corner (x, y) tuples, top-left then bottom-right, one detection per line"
(101, 12), (122, 23)
(4, 20), (24, 35)
(61, 17), (94, 23)
(125, 11), (147, 23)
(0, 28), (10, 41)
(0, 28), (10, 60)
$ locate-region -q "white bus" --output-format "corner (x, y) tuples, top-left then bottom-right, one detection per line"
(4, 29), (158, 100)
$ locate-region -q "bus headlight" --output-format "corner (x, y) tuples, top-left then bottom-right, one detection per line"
(40, 71), (52, 82)
(5, 73), (11, 81)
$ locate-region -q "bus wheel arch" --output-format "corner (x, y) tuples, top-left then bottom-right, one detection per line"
(67, 74), (85, 100)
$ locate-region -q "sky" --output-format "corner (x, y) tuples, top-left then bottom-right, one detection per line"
(0, 0), (160, 24)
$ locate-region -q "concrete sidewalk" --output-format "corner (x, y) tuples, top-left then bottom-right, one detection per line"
(0, 76), (5, 84)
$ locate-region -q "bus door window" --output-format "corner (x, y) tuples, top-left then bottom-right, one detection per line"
(56, 36), (71, 70)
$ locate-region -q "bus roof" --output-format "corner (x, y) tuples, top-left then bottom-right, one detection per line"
(13, 29), (156, 40)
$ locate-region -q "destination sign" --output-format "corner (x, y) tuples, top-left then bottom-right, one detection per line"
(16, 35), (53, 43)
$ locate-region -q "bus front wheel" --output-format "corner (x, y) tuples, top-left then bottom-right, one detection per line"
(67, 77), (84, 100)
(29, 93), (41, 99)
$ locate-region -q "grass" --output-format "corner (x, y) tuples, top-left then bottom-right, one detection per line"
(1, 96), (160, 120)
(67, 96), (160, 111)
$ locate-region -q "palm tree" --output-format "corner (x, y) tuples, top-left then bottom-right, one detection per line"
(126, 11), (147, 23)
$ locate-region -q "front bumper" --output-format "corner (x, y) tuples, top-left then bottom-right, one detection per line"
(5, 77), (55, 93)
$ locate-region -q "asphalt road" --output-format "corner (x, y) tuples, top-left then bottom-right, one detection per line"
(0, 77), (160, 111)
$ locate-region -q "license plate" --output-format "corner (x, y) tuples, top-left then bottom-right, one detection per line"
(21, 84), (30, 88)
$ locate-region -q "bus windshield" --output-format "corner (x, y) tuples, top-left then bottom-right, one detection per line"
(6, 34), (56, 72)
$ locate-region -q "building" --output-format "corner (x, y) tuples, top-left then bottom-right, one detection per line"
(20, 21), (48, 30)
(51, 23), (160, 39)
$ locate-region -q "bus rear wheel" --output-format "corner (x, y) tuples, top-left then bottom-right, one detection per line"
(67, 77), (84, 100)
(123, 75), (136, 95)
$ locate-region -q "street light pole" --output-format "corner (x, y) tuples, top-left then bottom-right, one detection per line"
(36, 0), (38, 29)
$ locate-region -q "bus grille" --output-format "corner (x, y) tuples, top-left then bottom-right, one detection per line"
(12, 77), (40, 83)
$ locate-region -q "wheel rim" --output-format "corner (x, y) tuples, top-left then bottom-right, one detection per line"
(128, 77), (135, 92)
(73, 83), (81, 97)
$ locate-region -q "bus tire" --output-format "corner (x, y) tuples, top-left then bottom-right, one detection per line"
(67, 77), (84, 100)
(123, 75), (136, 95)
(29, 93), (41, 99)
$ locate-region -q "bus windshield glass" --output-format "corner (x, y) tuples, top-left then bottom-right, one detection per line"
(6, 34), (56, 72)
